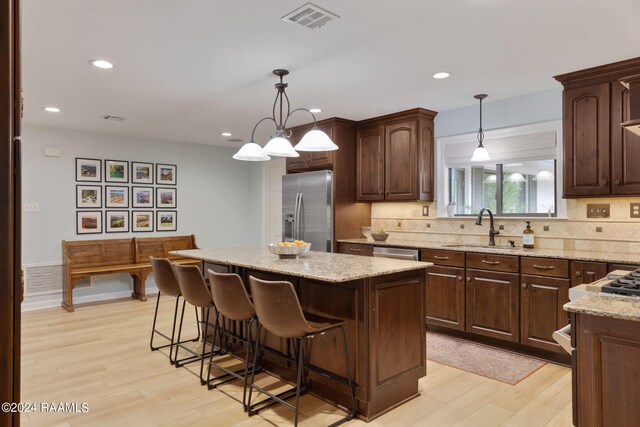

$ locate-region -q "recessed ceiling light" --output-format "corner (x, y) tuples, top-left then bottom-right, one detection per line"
(432, 72), (451, 79)
(221, 132), (233, 137)
(309, 108), (322, 114)
(89, 59), (114, 69)
(44, 106), (61, 113)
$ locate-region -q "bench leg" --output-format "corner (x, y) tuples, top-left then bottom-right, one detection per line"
(131, 270), (148, 302)
(61, 276), (76, 312)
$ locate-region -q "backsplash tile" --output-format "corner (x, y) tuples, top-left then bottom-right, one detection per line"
(371, 199), (640, 255)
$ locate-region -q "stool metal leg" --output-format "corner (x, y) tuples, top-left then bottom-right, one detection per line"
(294, 336), (305, 427)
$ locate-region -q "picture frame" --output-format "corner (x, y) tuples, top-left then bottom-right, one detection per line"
(156, 163), (177, 185)
(156, 187), (177, 208)
(132, 186), (154, 208)
(105, 210), (130, 233)
(105, 185), (129, 208)
(76, 211), (103, 234)
(156, 210), (177, 232)
(131, 161), (154, 184)
(132, 210), (154, 232)
(76, 185), (102, 209)
(105, 159), (129, 183)
(76, 158), (102, 182)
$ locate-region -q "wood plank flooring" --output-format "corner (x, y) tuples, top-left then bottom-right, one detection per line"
(21, 296), (572, 426)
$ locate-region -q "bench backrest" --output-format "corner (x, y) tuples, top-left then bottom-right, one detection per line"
(62, 238), (137, 268)
(135, 235), (197, 263)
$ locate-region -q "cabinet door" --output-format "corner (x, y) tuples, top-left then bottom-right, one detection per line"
(465, 269), (520, 342)
(418, 120), (435, 201)
(571, 261), (607, 286)
(425, 266), (465, 331)
(356, 125), (385, 201)
(563, 83), (611, 197)
(612, 81), (640, 195)
(385, 120), (418, 200)
(307, 124), (335, 169)
(521, 274), (570, 352)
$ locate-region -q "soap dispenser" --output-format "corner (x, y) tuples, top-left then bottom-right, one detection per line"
(522, 221), (535, 249)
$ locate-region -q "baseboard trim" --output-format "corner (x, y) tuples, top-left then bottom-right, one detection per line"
(22, 285), (159, 312)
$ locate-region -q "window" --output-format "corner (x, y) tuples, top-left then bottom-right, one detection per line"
(437, 121), (563, 217)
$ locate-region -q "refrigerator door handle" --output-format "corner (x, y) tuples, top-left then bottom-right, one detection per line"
(293, 192), (301, 240)
(298, 193), (304, 241)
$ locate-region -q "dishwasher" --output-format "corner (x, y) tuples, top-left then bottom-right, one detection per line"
(372, 246), (420, 261)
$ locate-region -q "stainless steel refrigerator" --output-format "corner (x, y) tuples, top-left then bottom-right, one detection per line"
(282, 170), (333, 252)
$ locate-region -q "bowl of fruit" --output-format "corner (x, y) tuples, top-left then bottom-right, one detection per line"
(370, 229), (389, 242)
(268, 240), (312, 259)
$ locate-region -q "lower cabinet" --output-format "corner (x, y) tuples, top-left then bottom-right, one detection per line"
(465, 269), (520, 342)
(520, 274), (570, 352)
(425, 266), (465, 331)
(571, 261), (607, 286)
(337, 242), (374, 256)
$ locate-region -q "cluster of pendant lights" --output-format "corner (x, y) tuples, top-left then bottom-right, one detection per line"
(233, 70), (338, 162)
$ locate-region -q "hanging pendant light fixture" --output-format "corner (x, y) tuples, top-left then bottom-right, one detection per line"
(470, 94), (490, 162)
(233, 69), (338, 161)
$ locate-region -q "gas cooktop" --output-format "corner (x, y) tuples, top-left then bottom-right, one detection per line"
(601, 269), (640, 297)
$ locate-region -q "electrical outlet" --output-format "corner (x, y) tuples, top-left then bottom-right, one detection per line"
(498, 225), (504, 231)
(422, 206), (429, 216)
(596, 226), (603, 233)
(23, 203), (39, 213)
(543, 225), (550, 231)
(631, 203), (640, 218)
(397, 220), (402, 228)
(587, 203), (610, 218)
(460, 224), (465, 229)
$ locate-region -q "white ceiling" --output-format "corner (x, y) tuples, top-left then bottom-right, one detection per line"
(22, 0), (640, 148)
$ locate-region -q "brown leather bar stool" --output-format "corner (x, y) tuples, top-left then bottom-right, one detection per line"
(207, 269), (262, 410)
(149, 257), (200, 364)
(172, 263), (222, 384)
(247, 276), (356, 427)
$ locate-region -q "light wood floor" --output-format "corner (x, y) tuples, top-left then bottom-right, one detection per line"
(21, 296), (573, 426)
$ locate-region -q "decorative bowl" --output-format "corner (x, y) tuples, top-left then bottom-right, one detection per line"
(267, 243), (311, 259)
(370, 233), (389, 242)
(361, 226), (372, 240)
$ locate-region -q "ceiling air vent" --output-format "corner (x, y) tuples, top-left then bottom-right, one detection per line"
(282, 3), (339, 29)
(102, 115), (126, 122)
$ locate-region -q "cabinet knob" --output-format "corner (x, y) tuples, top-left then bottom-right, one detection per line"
(614, 178), (621, 185)
(602, 179), (609, 186)
(575, 271), (582, 277)
(466, 277), (471, 282)
(457, 275), (463, 281)
(522, 283), (528, 289)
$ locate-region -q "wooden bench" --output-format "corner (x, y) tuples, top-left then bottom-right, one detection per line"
(61, 235), (201, 312)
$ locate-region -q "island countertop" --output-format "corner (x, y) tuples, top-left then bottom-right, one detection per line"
(171, 247), (432, 283)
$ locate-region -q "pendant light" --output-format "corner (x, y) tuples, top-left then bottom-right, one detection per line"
(470, 94), (490, 162)
(233, 69), (338, 161)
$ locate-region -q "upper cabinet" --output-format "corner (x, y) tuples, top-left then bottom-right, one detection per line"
(555, 57), (640, 198)
(356, 108), (437, 202)
(286, 122), (336, 172)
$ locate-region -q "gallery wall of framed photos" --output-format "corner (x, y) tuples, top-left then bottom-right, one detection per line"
(75, 158), (177, 234)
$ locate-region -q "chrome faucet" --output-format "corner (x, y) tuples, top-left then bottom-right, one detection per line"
(476, 208), (499, 246)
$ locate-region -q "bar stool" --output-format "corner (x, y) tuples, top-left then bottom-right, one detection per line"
(149, 257), (200, 364)
(207, 269), (261, 410)
(247, 276), (356, 427)
(172, 263), (221, 384)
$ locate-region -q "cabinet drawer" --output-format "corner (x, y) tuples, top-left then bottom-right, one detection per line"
(338, 243), (374, 257)
(466, 252), (519, 273)
(421, 249), (465, 267)
(521, 257), (569, 278)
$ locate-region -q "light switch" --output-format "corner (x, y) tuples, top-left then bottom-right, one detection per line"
(422, 206), (429, 216)
(24, 203), (39, 213)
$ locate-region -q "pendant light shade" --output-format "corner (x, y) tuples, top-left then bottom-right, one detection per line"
(261, 136), (300, 157)
(534, 170), (554, 181)
(507, 172), (526, 182)
(294, 128), (338, 152)
(232, 142), (271, 161)
(233, 69), (338, 161)
(471, 94), (490, 162)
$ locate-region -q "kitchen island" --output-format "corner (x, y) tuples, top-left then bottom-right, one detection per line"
(172, 247), (432, 421)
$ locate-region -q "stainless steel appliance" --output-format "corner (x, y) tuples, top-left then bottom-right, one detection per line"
(373, 247), (420, 261)
(282, 170), (333, 252)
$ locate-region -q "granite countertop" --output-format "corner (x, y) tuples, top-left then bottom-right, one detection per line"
(564, 294), (640, 323)
(338, 238), (640, 264)
(171, 247), (432, 283)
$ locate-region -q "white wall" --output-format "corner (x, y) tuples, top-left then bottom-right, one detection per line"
(21, 125), (263, 309)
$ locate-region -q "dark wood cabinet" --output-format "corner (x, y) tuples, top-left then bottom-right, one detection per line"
(520, 274), (570, 353)
(286, 123), (334, 172)
(555, 57), (640, 197)
(574, 313), (640, 426)
(425, 266), (465, 331)
(356, 109), (437, 202)
(571, 260), (607, 286)
(356, 125), (385, 201)
(337, 242), (374, 257)
(465, 269), (520, 343)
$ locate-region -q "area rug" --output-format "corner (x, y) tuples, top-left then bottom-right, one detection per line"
(426, 332), (546, 385)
